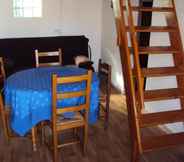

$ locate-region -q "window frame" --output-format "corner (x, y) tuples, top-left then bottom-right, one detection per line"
(13, 0), (42, 18)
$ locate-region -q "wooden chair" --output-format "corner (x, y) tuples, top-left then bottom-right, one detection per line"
(0, 57), (6, 84)
(98, 59), (111, 129)
(35, 49), (62, 67)
(44, 70), (92, 162)
(0, 92), (38, 151)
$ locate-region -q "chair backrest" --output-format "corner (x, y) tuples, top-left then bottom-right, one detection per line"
(52, 70), (92, 124)
(35, 49), (62, 67)
(98, 59), (111, 97)
(0, 57), (6, 82)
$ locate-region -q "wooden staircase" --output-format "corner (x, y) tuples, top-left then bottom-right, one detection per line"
(112, 0), (184, 161)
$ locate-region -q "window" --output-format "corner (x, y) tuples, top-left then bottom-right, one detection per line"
(13, 0), (42, 18)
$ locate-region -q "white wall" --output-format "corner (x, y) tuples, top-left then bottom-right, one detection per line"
(0, 0), (63, 37)
(101, 0), (124, 92)
(0, 0), (102, 69)
(61, 0), (102, 69)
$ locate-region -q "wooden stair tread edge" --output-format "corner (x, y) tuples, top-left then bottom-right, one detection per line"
(138, 46), (180, 54)
(125, 26), (177, 32)
(122, 6), (174, 12)
(144, 88), (183, 101)
(141, 67), (184, 77)
(140, 110), (184, 127)
(135, 26), (176, 32)
(131, 6), (174, 12)
(142, 132), (184, 152)
(129, 46), (180, 54)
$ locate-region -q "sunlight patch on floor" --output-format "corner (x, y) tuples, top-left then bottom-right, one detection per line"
(110, 94), (127, 115)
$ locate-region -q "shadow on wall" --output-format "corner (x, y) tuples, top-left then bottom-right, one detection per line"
(102, 48), (124, 93)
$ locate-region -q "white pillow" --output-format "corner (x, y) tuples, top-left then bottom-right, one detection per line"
(74, 55), (89, 66)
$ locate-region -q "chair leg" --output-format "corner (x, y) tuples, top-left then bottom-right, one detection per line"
(1, 111), (9, 141)
(53, 131), (58, 162)
(104, 102), (110, 130)
(31, 127), (37, 151)
(83, 124), (88, 155)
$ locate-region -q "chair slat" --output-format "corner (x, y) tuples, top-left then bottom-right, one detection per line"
(35, 48), (62, 67)
(57, 140), (80, 148)
(38, 52), (60, 57)
(39, 62), (61, 67)
(57, 75), (88, 84)
(56, 104), (86, 114)
(57, 91), (86, 99)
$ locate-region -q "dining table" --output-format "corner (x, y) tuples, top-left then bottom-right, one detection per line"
(4, 66), (99, 136)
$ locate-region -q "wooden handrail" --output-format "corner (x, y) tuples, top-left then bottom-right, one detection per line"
(112, 0), (143, 153)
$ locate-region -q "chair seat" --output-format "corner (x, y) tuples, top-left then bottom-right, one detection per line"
(56, 112), (85, 131)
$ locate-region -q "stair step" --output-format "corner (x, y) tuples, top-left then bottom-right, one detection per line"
(142, 132), (184, 152)
(135, 26), (176, 32)
(126, 26), (176, 32)
(138, 46), (180, 54)
(144, 88), (182, 101)
(129, 46), (180, 54)
(141, 67), (184, 77)
(140, 110), (184, 127)
(131, 7), (174, 12)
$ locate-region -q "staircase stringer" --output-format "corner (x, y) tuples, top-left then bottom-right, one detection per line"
(125, 0), (145, 114)
(112, 0), (143, 153)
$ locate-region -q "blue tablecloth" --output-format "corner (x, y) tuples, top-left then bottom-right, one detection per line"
(4, 66), (99, 136)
